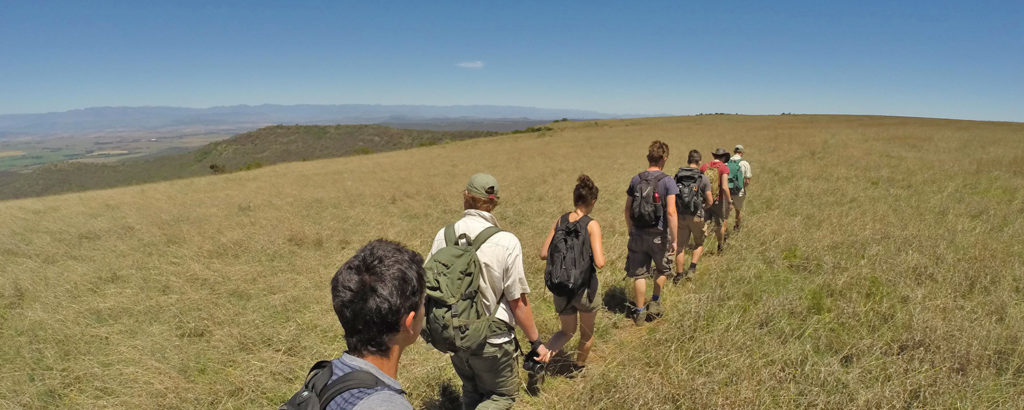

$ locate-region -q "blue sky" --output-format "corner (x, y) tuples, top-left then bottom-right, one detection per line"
(1, 0), (1022, 121)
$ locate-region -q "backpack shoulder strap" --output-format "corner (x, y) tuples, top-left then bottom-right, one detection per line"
(558, 212), (571, 228)
(443, 224), (456, 247)
(319, 370), (402, 410)
(470, 226), (502, 252)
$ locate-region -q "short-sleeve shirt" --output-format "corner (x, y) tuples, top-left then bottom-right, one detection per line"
(625, 170), (679, 231)
(700, 161), (729, 200)
(428, 209), (529, 343)
(326, 353), (411, 410)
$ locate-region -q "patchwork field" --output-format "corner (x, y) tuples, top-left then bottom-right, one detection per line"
(1, 115), (1022, 409)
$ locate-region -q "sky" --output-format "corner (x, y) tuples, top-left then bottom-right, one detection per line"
(1, 0), (1022, 121)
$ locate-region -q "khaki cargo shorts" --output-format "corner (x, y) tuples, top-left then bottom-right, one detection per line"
(733, 192), (746, 211)
(553, 290), (598, 315)
(679, 214), (706, 249)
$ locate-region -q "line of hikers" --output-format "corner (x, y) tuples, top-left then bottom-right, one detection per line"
(281, 141), (752, 410)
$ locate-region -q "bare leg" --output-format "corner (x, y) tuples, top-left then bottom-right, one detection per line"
(546, 314), (578, 353)
(674, 251), (688, 275)
(691, 245), (705, 264)
(575, 311), (597, 365)
(633, 278), (646, 309)
(653, 273), (667, 298)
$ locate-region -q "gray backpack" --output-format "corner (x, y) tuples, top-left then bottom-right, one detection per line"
(421, 225), (509, 353)
(630, 172), (669, 228)
(280, 361), (401, 410)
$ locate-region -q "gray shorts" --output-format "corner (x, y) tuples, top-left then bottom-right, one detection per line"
(625, 229), (672, 279)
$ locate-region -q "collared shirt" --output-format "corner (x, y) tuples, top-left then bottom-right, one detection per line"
(428, 209), (530, 343)
(326, 353), (411, 410)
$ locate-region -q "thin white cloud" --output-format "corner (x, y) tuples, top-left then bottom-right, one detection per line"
(456, 61), (485, 69)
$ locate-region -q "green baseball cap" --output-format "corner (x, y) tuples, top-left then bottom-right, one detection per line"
(466, 173), (500, 199)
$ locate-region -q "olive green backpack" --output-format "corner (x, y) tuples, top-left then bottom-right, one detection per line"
(421, 225), (509, 353)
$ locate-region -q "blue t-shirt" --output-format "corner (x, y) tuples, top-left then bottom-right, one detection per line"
(625, 170), (680, 231)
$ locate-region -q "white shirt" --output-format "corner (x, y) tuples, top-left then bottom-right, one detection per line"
(428, 209), (530, 343)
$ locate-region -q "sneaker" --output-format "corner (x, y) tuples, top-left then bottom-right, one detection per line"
(672, 271), (686, 285)
(686, 266), (696, 281)
(647, 299), (664, 319)
(632, 307), (646, 326)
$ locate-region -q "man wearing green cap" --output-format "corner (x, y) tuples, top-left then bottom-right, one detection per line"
(730, 145), (752, 232)
(426, 173), (549, 409)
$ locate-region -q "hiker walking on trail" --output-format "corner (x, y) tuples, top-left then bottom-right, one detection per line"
(729, 145), (752, 232)
(422, 173), (550, 410)
(672, 150), (714, 284)
(624, 141), (679, 326)
(281, 239), (424, 410)
(700, 148), (733, 253)
(539, 174), (606, 377)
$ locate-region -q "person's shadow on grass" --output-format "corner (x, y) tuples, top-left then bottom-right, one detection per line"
(422, 380), (461, 410)
(601, 284), (631, 315)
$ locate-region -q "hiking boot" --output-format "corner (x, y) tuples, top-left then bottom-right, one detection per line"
(672, 271), (686, 285)
(632, 307), (646, 326)
(686, 266), (696, 281)
(646, 299), (664, 319)
(565, 363), (586, 379)
(733, 225), (742, 233)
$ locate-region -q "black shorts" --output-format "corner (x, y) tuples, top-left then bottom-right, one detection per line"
(624, 229), (672, 279)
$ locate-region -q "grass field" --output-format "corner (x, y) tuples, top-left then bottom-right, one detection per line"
(1, 115), (1022, 409)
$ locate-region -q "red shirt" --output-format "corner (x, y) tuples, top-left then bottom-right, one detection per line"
(700, 160), (729, 199)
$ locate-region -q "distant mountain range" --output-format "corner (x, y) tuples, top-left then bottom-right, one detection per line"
(0, 104), (621, 139)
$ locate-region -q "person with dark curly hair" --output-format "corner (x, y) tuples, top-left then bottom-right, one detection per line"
(322, 239), (426, 410)
(539, 174), (606, 378)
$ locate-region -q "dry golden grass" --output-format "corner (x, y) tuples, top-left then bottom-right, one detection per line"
(1, 115), (1023, 408)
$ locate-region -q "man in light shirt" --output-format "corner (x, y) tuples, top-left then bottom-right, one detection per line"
(427, 173), (550, 409)
(730, 145), (753, 232)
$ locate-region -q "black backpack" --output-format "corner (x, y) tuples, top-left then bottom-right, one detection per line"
(544, 213), (594, 301)
(674, 168), (704, 216)
(630, 172), (669, 228)
(280, 360), (402, 410)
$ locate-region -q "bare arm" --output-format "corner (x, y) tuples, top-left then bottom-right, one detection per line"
(538, 220), (557, 260)
(509, 295), (552, 360)
(587, 220), (606, 268)
(508, 295), (540, 341)
(624, 197), (633, 232)
(666, 194), (678, 253)
(704, 189), (714, 209)
(720, 174), (732, 203)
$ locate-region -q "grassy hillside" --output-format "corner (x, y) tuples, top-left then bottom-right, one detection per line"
(1, 115), (1022, 408)
(0, 124), (495, 201)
